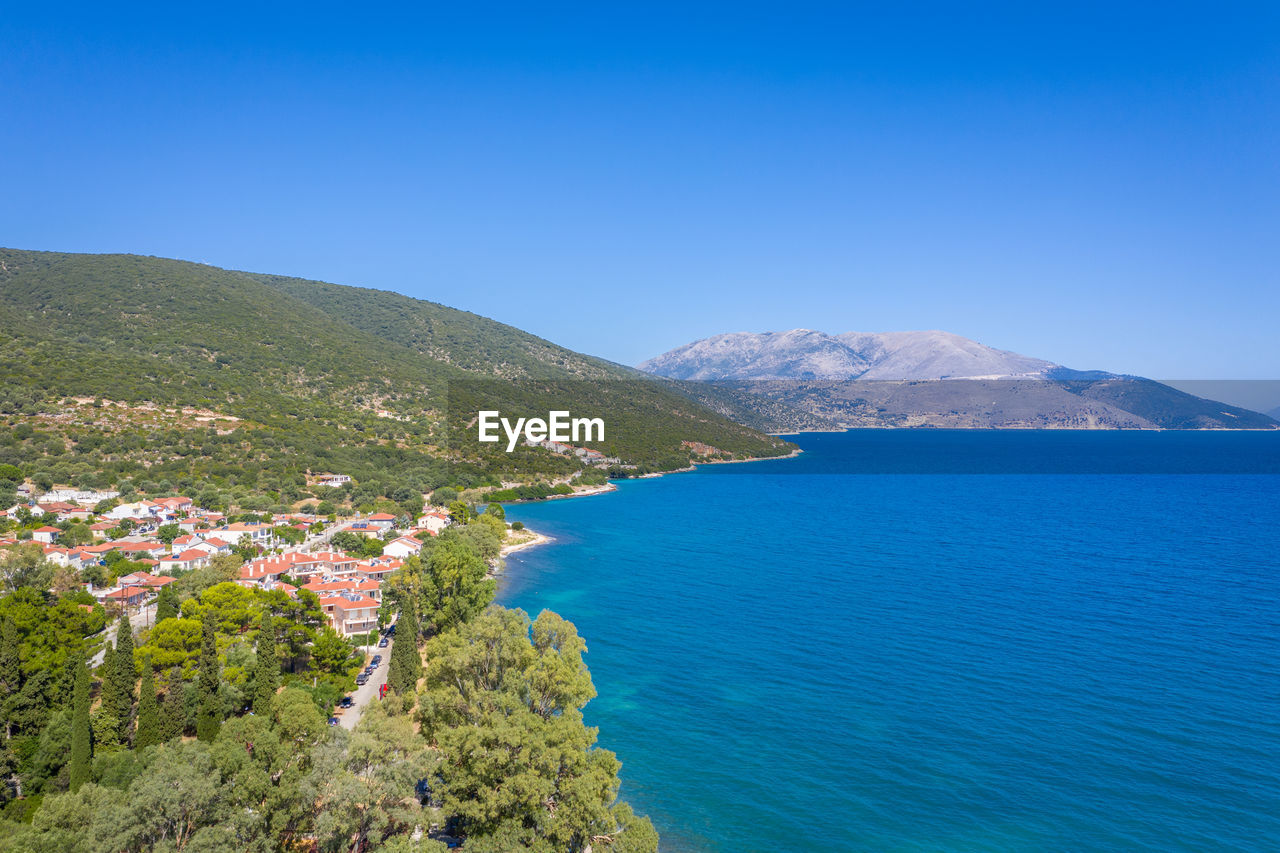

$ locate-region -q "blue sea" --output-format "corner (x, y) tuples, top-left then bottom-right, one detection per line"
(498, 431), (1280, 852)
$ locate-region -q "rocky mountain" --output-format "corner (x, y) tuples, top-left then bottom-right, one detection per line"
(643, 330), (1279, 431)
(639, 329), (1061, 381)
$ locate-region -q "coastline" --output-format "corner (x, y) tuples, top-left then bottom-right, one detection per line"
(492, 446), (803, 569)
(771, 425), (1280, 434)
(545, 482), (618, 500)
(490, 529), (554, 578)
(500, 529), (552, 558)
(642, 446), (805, 476)
(693, 447), (804, 464)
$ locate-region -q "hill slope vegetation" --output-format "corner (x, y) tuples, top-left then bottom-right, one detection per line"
(0, 248), (792, 507)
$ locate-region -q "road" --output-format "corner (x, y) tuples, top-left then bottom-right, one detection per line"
(337, 633), (392, 730)
(88, 603), (157, 667)
(291, 516), (357, 553)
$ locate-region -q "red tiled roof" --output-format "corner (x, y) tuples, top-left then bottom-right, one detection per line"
(114, 542), (164, 553)
(303, 579), (380, 593)
(320, 594), (379, 610)
(118, 571), (175, 587)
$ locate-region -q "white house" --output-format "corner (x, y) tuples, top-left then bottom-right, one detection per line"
(214, 522), (271, 545)
(366, 513), (397, 530)
(39, 489), (119, 505)
(170, 534), (204, 556)
(32, 526), (61, 544)
(318, 593), (380, 636)
(105, 500), (161, 521)
(159, 549), (211, 572)
(417, 511), (449, 534)
(381, 536), (423, 559)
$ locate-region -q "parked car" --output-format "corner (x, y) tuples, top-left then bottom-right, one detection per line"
(371, 655), (382, 665)
(339, 696), (353, 709)
(327, 716), (339, 726)
(355, 673), (368, 686)
(377, 638), (389, 648)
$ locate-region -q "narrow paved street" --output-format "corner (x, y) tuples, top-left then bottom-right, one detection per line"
(337, 634), (392, 730)
(89, 603), (157, 667)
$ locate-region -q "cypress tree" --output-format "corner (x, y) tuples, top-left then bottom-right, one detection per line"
(161, 667), (186, 740)
(134, 660), (161, 749)
(69, 654), (91, 791)
(98, 642), (120, 729)
(196, 611), (221, 742)
(154, 584), (178, 622)
(0, 617), (19, 695)
(0, 618), (18, 739)
(386, 606), (422, 696)
(114, 618), (136, 743)
(251, 613), (278, 715)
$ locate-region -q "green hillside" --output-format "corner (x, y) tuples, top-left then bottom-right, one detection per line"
(0, 248), (792, 509)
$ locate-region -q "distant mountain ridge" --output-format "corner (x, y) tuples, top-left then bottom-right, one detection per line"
(639, 329), (1065, 381)
(641, 329), (1279, 431)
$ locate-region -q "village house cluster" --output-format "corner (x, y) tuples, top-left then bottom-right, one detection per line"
(521, 437), (621, 466)
(1, 488), (458, 638)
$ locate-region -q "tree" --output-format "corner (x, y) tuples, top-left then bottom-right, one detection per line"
(420, 538), (495, 633)
(113, 618), (136, 743)
(106, 740), (228, 851)
(446, 500), (472, 525)
(251, 613), (278, 715)
(311, 627), (358, 678)
(60, 522), (92, 547)
(0, 627), (16, 742)
(196, 581), (258, 633)
(155, 523), (181, 545)
(143, 616), (202, 671)
(154, 583), (179, 622)
(307, 702), (437, 853)
(134, 661), (161, 749)
(161, 668), (186, 741)
(484, 502), (505, 521)
(385, 605), (421, 697)
(0, 616), (19, 710)
(97, 642), (121, 739)
(417, 606), (655, 851)
(0, 543), (55, 592)
(330, 530), (363, 554)
(69, 654), (91, 792)
(195, 611), (221, 742)
(457, 517), (503, 561)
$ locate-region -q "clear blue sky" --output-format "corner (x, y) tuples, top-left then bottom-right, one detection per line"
(2, 3), (1277, 377)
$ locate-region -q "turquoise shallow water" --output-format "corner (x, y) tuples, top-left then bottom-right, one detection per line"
(498, 431), (1280, 852)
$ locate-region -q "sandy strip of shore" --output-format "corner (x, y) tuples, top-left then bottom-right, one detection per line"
(500, 530), (552, 557)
